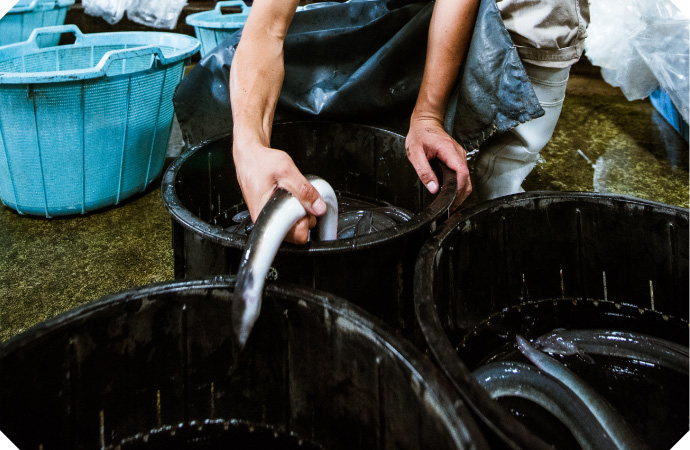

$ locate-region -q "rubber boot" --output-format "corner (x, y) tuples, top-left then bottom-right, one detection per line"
(474, 62), (571, 201)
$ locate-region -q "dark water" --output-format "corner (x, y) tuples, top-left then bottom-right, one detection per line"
(459, 298), (689, 450)
(221, 193), (412, 239)
(116, 421), (323, 450)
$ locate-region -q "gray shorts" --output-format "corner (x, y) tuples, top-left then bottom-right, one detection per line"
(498, 0), (590, 68)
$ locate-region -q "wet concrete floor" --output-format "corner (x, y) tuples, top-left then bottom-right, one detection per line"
(0, 62), (688, 342)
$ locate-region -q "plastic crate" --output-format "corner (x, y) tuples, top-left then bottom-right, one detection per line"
(185, 0), (250, 57)
(0, 0), (75, 47)
(0, 25), (200, 217)
(650, 87), (689, 142)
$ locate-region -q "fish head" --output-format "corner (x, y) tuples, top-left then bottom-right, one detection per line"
(534, 332), (579, 355)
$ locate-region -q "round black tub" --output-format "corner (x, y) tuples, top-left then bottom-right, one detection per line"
(0, 277), (487, 450)
(414, 192), (689, 450)
(162, 121), (456, 333)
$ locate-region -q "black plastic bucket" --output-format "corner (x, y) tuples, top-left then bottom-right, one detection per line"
(162, 121), (456, 333)
(0, 277), (487, 449)
(413, 192), (689, 450)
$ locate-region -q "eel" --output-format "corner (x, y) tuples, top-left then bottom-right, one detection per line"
(473, 361), (617, 450)
(534, 329), (689, 374)
(516, 335), (651, 450)
(232, 176), (338, 349)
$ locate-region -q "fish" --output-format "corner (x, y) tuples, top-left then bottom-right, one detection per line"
(335, 208), (403, 239)
(232, 176), (338, 349)
(228, 195), (414, 240)
(516, 335), (651, 450)
(473, 361), (617, 450)
(228, 202), (411, 239)
(337, 199), (412, 239)
(354, 210), (376, 236)
(224, 209), (254, 234)
(534, 329), (689, 374)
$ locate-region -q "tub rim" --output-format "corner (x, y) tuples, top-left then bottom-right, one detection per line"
(0, 276), (488, 450)
(413, 190), (689, 450)
(161, 121), (458, 255)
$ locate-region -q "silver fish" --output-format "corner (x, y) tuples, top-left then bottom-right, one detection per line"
(534, 328), (689, 374)
(474, 361), (617, 450)
(516, 335), (651, 450)
(229, 195), (411, 240)
(336, 209), (400, 239)
(232, 176), (338, 349)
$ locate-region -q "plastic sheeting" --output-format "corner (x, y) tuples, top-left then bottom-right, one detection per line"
(585, 0), (689, 123)
(173, 0), (543, 153)
(82, 0), (132, 25)
(83, 0), (187, 29)
(127, 0), (188, 30)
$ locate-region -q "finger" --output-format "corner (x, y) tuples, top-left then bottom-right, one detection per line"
(307, 214), (317, 229)
(433, 143), (471, 210)
(284, 217), (311, 244)
(279, 166), (327, 217)
(451, 175), (472, 211)
(452, 156), (471, 198)
(406, 145), (439, 194)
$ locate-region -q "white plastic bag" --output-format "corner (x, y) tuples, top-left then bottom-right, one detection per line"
(585, 0), (689, 122)
(82, 0), (133, 25)
(126, 0), (188, 30)
(631, 1), (689, 123)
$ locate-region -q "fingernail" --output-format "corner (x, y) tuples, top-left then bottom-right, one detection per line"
(312, 198), (326, 215)
(426, 181), (438, 193)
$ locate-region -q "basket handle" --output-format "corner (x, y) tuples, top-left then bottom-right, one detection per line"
(8, 0), (41, 13)
(25, 25), (85, 49)
(94, 45), (170, 75)
(214, 0), (249, 15)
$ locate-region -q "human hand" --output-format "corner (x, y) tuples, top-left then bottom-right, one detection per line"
(405, 116), (472, 210)
(233, 142), (327, 244)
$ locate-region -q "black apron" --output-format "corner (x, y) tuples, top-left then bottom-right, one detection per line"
(173, 0), (543, 153)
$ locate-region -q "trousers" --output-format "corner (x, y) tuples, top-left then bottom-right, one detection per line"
(473, 62), (571, 200)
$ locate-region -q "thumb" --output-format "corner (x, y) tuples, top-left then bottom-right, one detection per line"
(280, 169), (327, 217)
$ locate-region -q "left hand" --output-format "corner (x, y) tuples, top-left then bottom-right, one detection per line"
(405, 116), (472, 210)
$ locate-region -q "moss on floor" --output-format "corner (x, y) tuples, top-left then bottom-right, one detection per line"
(0, 186), (173, 342)
(523, 76), (689, 208)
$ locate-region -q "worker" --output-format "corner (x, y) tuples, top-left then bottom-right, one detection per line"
(471, 0), (590, 200)
(174, 0), (571, 242)
(230, 0), (481, 243)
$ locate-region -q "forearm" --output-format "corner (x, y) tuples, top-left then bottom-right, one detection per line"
(229, 0), (299, 152)
(228, 0), (326, 243)
(412, 0), (479, 123)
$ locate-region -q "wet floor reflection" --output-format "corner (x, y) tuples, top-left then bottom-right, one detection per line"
(515, 72), (689, 208)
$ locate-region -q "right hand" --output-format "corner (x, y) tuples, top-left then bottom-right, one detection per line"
(233, 142), (327, 244)
(405, 116), (472, 210)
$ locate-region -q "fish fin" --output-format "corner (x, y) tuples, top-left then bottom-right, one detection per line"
(577, 350), (595, 364)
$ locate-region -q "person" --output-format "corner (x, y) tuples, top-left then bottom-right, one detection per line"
(229, 0), (479, 244)
(225, 0), (589, 242)
(470, 0), (590, 200)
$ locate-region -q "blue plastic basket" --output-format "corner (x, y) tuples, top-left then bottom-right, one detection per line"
(0, 0), (75, 47)
(650, 87), (689, 142)
(185, 0), (250, 57)
(0, 25), (200, 217)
